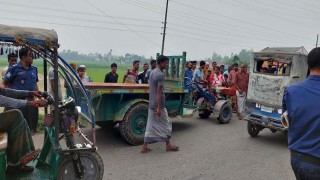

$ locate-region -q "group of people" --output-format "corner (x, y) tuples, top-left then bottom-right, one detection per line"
(103, 59), (157, 84)
(184, 60), (249, 119)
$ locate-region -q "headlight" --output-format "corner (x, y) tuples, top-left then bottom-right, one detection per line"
(277, 109), (282, 114)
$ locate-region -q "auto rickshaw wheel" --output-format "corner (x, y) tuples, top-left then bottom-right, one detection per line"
(58, 151), (104, 180)
(247, 121), (261, 137)
(218, 103), (232, 124)
(119, 103), (148, 145)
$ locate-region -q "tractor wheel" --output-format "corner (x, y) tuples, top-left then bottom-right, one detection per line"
(218, 103), (232, 124)
(58, 151), (104, 180)
(247, 121), (261, 137)
(119, 103), (148, 145)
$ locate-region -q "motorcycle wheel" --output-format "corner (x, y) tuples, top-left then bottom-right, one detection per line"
(58, 151), (104, 180)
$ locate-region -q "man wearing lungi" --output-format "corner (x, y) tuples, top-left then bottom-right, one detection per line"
(234, 64), (249, 120)
(141, 55), (179, 153)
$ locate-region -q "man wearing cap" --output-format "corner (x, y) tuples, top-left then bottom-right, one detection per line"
(3, 48), (40, 133)
(77, 66), (92, 83)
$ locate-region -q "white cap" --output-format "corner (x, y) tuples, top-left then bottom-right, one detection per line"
(79, 65), (86, 69)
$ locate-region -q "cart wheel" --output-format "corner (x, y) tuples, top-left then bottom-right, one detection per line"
(199, 111), (210, 119)
(58, 151), (104, 180)
(119, 103), (148, 145)
(218, 103), (232, 124)
(247, 121), (260, 137)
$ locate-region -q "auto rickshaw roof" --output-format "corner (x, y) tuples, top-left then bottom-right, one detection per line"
(0, 24), (58, 45)
(257, 46), (308, 56)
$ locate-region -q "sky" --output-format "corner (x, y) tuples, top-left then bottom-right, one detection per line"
(0, 0), (319, 60)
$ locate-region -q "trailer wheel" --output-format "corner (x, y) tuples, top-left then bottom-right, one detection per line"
(58, 151), (104, 180)
(247, 121), (260, 137)
(119, 103), (148, 145)
(218, 103), (232, 124)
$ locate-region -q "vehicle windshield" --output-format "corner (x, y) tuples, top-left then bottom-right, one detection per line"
(254, 57), (291, 76)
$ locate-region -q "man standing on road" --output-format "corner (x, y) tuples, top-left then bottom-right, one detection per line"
(3, 48), (40, 133)
(229, 63), (239, 112)
(234, 64), (249, 120)
(141, 55), (179, 153)
(104, 63), (118, 83)
(283, 47), (320, 179)
(1, 53), (17, 80)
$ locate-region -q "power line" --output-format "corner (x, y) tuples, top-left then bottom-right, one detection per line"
(0, 16), (160, 34)
(170, 0), (314, 42)
(0, 8), (161, 29)
(83, 0), (177, 54)
(0, 1), (161, 23)
(121, 0), (311, 44)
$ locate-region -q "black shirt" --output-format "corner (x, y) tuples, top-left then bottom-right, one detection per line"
(104, 72), (118, 83)
(138, 71), (148, 84)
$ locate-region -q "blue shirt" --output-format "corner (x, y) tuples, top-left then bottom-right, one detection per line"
(283, 75), (320, 158)
(3, 62), (38, 91)
(194, 68), (204, 88)
(184, 68), (194, 90)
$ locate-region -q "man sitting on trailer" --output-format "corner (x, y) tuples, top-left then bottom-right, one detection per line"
(123, 60), (140, 83)
(0, 87), (45, 173)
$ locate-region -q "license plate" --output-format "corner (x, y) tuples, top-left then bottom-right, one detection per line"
(261, 106), (273, 113)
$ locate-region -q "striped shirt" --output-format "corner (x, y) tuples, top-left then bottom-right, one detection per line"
(0, 88), (29, 108)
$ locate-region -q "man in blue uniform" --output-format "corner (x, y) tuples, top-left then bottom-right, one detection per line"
(283, 47), (320, 179)
(3, 47), (40, 133)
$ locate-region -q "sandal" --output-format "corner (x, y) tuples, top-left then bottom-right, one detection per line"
(166, 145), (179, 152)
(7, 165), (34, 174)
(20, 149), (41, 166)
(141, 147), (152, 153)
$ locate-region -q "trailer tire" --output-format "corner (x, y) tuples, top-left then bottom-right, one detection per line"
(58, 151), (104, 180)
(218, 103), (232, 124)
(247, 121), (260, 137)
(119, 103), (148, 145)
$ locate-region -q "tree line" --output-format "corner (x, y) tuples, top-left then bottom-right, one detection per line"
(58, 48), (254, 66)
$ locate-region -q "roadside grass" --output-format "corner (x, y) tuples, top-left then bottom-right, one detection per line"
(0, 58), (131, 131)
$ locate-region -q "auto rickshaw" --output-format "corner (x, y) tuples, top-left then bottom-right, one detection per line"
(0, 24), (104, 179)
(244, 47), (308, 137)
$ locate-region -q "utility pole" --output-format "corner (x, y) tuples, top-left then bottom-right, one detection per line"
(161, 0), (169, 55)
(316, 34), (319, 47)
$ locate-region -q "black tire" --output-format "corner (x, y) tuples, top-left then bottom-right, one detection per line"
(247, 121), (260, 137)
(218, 103), (232, 124)
(96, 121), (117, 129)
(119, 103), (148, 145)
(199, 111), (210, 119)
(58, 151), (104, 180)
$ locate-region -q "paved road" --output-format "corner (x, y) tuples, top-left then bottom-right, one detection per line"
(33, 114), (295, 180)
